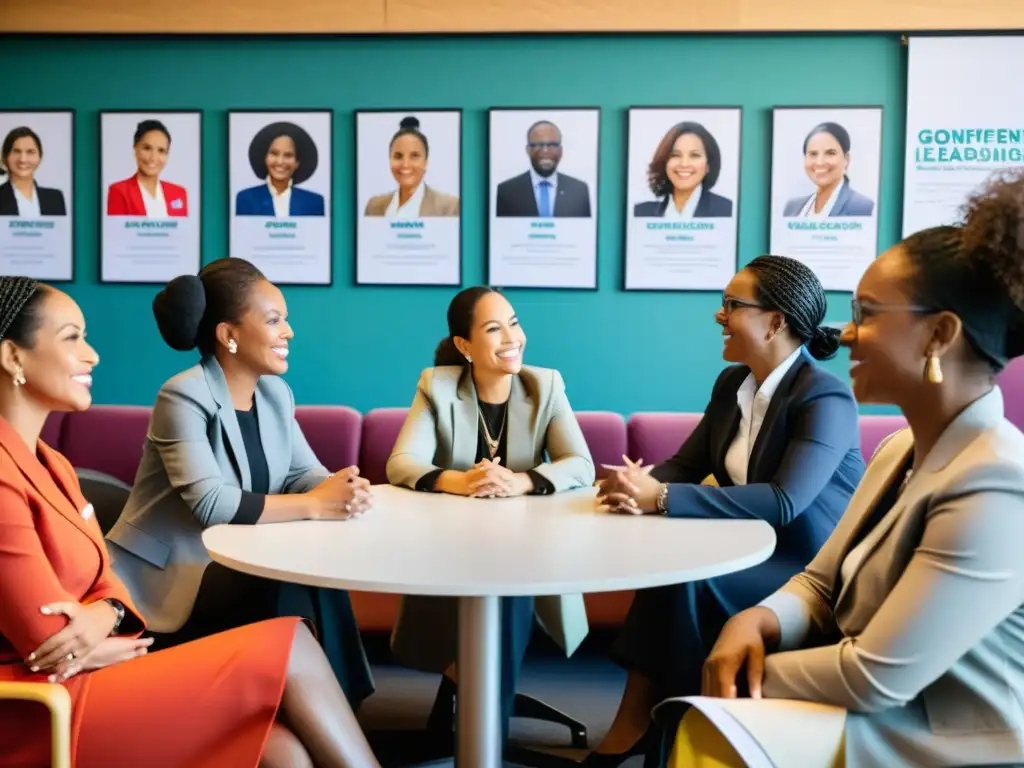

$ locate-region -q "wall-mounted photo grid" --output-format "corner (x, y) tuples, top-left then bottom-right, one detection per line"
(624, 107), (741, 291)
(0, 110), (74, 281)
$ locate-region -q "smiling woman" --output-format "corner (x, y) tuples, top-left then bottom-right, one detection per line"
(235, 121), (325, 217)
(782, 122), (875, 218)
(0, 127), (67, 217)
(386, 285), (595, 749)
(106, 120), (188, 218)
(105, 257), (377, 706)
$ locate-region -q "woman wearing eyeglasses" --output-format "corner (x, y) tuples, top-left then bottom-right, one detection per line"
(582, 255), (865, 766)
(659, 171), (1024, 768)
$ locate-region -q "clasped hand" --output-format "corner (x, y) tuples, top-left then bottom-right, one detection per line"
(463, 458), (531, 498)
(596, 455), (663, 514)
(311, 466), (373, 519)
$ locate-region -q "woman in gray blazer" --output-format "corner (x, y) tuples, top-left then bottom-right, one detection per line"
(664, 171), (1024, 767)
(106, 258), (376, 706)
(386, 285), (595, 748)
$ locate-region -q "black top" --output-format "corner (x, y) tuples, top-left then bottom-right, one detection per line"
(416, 399), (554, 495)
(232, 404), (271, 524)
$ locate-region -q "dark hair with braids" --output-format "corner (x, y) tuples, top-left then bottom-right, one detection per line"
(434, 286), (499, 367)
(900, 168), (1024, 372)
(152, 258), (266, 357)
(0, 277), (47, 348)
(744, 255), (840, 360)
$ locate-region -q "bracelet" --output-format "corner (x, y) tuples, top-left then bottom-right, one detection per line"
(656, 483), (669, 515)
(103, 598), (126, 636)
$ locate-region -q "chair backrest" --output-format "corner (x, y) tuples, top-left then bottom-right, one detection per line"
(626, 412), (704, 465)
(359, 408), (410, 485)
(295, 405), (362, 472)
(859, 414), (908, 461)
(41, 412), (66, 448)
(998, 357), (1024, 432)
(76, 467), (132, 535)
(575, 411), (627, 478)
(61, 406), (152, 486)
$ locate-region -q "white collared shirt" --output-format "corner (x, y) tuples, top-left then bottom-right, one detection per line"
(723, 346), (804, 486)
(385, 181), (425, 218)
(663, 185), (703, 219)
(138, 178), (167, 218)
(268, 179), (292, 218)
(12, 183), (40, 218)
(529, 169), (558, 217)
(799, 179), (845, 218)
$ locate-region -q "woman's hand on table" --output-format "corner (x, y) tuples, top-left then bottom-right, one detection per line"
(437, 459), (533, 498)
(308, 467), (373, 520)
(596, 456), (663, 514)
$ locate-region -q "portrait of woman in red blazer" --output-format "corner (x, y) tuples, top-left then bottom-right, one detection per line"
(0, 277), (378, 768)
(105, 119), (188, 218)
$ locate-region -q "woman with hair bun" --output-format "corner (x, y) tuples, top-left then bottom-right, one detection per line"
(363, 115), (459, 218)
(668, 171), (1024, 767)
(782, 122), (874, 218)
(386, 285), (594, 749)
(0, 276), (378, 767)
(106, 257), (375, 706)
(585, 255), (864, 766)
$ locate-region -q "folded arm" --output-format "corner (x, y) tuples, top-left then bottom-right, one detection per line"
(664, 387), (859, 528)
(762, 484), (1024, 713)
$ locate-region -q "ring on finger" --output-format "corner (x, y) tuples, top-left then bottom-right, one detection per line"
(65, 652), (75, 661)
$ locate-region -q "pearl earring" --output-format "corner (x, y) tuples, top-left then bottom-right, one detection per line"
(228, 339), (238, 355)
(12, 365), (25, 387)
(926, 354), (943, 384)
(465, 355), (472, 364)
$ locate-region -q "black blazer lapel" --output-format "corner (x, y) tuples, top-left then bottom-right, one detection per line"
(746, 353), (810, 481)
(0, 182), (17, 215)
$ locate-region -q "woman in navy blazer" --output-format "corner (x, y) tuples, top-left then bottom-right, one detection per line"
(633, 121), (733, 219)
(581, 256), (865, 766)
(235, 121), (325, 217)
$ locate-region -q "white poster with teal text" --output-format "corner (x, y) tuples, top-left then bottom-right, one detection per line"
(903, 36), (1024, 237)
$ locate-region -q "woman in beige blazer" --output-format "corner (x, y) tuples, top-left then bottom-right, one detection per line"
(652, 171), (1024, 767)
(387, 285), (594, 749)
(363, 116), (459, 218)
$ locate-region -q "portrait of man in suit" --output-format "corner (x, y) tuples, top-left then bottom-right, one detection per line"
(495, 121), (592, 218)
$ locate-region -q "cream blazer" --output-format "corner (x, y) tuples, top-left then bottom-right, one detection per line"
(662, 387), (1024, 767)
(363, 185), (460, 217)
(386, 364), (595, 672)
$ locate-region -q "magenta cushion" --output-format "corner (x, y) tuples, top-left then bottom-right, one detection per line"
(626, 413), (704, 466)
(61, 406), (152, 486)
(295, 406), (362, 472)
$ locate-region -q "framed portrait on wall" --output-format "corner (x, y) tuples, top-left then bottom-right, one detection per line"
(355, 109), (461, 286)
(488, 107), (600, 289)
(0, 110), (75, 281)
(770, 106), (883, 292)
(229, 110), (333, 285)
(100, 110), (201, 283)
(624, 106), (741, 291)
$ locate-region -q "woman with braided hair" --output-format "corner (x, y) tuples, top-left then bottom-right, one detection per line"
(0, 278), (379, 767)
(582, 255), (865, 765)
(665, 170), (1024, 767)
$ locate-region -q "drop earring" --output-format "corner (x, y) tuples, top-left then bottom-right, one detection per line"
(12, 365), (25, 387)
(465, 355), (472, 364)
(926, 353), (943, 384)
(228, 339), (238, 355)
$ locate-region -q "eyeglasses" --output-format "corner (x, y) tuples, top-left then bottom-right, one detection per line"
(527, 142), (562, 150)
(720, 297), (763, 315)
(850, 299), (937, 325)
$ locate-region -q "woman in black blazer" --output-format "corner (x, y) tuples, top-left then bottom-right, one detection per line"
(633, 121), (732, 219)
(0, 126), (67, 216)
(581, 256), (865, 766)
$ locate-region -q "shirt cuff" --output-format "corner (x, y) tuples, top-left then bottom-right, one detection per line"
(232, 491), (265, 525)
(758, 590), (813, 652)
(527, 470), (555, 496)
(416, 469), (444, 492)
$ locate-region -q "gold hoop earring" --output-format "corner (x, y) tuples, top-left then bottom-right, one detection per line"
(12, 365), (25, 387)
(228, 339), (238, 355)
(926, 354), (944, 384)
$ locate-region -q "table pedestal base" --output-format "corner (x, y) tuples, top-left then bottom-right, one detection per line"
(457, 595), (502, 768)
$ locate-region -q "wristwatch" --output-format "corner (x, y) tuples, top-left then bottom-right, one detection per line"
(655, 483), (669, 515)
(104, 598), (126, 636)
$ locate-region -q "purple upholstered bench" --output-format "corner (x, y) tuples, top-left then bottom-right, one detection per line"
(295, 405), (362, 472)
(60, 406), (152, 485)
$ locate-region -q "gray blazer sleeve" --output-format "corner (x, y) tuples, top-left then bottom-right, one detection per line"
(149, 381), (242, 528)
(280, 386), (329, 494)
(531, 370), (595, 491)
(762, 467), (1024, 713)
(387, 370), (443, 489)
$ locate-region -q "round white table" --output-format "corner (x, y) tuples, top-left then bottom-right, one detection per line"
(202, 485), (776, 768)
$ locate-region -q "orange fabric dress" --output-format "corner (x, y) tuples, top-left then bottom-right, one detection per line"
(0, 416), (299, 768)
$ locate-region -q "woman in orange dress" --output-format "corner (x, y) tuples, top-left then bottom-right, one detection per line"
(0, 276), (379, 768)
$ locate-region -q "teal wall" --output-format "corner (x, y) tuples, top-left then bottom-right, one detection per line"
(0, 34), (906, 414)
